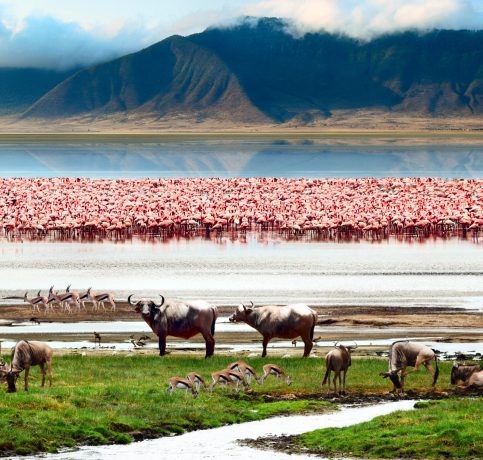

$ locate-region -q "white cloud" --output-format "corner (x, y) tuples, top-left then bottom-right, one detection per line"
(0, 0), (482, 69)
(243, 0), (483, 39)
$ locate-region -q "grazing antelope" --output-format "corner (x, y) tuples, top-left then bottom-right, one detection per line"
(451, 363), (483, 389)
(209, 369), (249, 393)
(93, 332), (101, 347)
(86, 288), (116, 311)
(6, 340), (53, 392)
(186, 372), (208, 392)
(227, 361), (262, 384)
(380, 341), (439, 393)
(261, 364), (292, 385)
(167, 376), (198, 398)
(322, 343), (356, 394)
(66, 285), (87, 310)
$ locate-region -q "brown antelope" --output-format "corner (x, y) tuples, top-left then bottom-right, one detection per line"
(261, 364), (292, 385)
(380, 341), (439, 393)
(209, 369), (249, 393)
(48, 286), (76, 313)
(86, 288), (116, 311)
(6, 340), (53, 392)
(227, 361), (262, 384)
(322, 343), (357, 394)
(23, 291), (48, 314)
(451, 363), (483, 389)
(66, 285), (87, 310)
(186, 372), (208, 392)
(166, 376), (198, 398)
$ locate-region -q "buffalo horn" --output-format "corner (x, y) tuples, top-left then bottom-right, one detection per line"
(127, 294), (136, 305)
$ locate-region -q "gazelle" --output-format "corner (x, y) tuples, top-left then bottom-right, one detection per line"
(23, 291), (48, 314)
(166, 376), (198, 398)
(48, 286), (77, 313)
(86, 288), (116, 311)
(66, 285), (87, 310)
(186, 372), (208, 392)
(209, 369), (249, 393)
(261, 364), (292, 385)
(227, 361), (262, 384)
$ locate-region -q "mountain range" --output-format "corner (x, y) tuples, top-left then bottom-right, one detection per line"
(3, 19), (483, 124)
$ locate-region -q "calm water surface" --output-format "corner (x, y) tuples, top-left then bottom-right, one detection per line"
(0, 236), (481, 309)
(0, 140), (482, 178)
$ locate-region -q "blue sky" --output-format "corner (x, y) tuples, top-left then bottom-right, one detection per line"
(1, 0), (482, 69)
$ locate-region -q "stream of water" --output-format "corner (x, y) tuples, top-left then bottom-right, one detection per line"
(14, 400), (417, 460)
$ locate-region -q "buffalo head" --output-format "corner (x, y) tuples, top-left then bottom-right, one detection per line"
(128, 294), (165, 320)
(229, 301), (254, 323)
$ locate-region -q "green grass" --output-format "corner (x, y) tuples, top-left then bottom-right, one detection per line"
(0, 355), (463, 456)
(297, 398), (483, 459)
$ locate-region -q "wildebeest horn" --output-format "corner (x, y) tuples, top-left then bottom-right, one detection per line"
(158, 295), (165, 307)
(249, 300), (254, 308)
(334, 341), (340, 348)
(66, 284), (71, 291)
(127, 294), (135, 305)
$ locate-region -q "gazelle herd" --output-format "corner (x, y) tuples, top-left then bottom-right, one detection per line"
(11, 285), (116, 314)
(167, 361), (291, 398)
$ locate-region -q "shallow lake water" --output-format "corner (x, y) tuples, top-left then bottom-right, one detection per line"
(0, 140), (482, 178)
(16, 400), (417, 460)
(0, 236), (481, 309)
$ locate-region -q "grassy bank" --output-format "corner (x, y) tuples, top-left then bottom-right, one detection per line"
(297, 398), (483, 459)
(0, 355), (460, 456)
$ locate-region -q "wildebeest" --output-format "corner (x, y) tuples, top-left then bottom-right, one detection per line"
(6, 340), (53, 392)
(128, 294), (218, 358)
(229, 302), (318, 357)
(451, 363), (483, 389)
(322, 343), (356, 394)
(380, 341), (439, 392)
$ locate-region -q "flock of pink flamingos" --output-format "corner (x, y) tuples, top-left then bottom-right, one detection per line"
(0, 177), (481, 240)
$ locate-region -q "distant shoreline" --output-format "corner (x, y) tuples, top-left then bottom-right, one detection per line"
(1, 130), (483, 144)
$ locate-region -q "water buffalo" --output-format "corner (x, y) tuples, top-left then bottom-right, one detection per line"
(380, 341), (439, 393)
(451, 363), (482, 389)
(229, 302), (318, 357)
(128, 295), (218, 358)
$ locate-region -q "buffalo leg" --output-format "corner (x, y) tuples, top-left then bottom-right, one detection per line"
(262, 336), (269, 357)
(301, 334), (313, 357)
(201, 331), (215, 358)
(158, 336), (167, 356)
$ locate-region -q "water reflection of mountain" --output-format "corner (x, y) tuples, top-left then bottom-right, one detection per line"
(0, 141), (482, 178)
